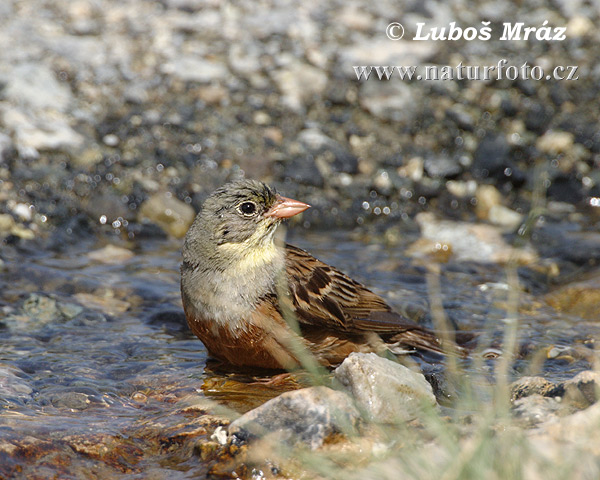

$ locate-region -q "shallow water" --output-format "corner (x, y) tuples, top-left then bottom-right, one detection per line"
(0, 228), (597, 476)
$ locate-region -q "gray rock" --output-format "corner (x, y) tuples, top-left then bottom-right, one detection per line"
(423, 156), (462, 178)
(228, 386), (360, 450)
(334, 353), (436, 423)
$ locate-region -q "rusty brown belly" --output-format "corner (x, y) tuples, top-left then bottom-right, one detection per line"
(185, 309), (376, 370)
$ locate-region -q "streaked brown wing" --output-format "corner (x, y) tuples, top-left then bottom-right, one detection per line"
(284, 244), (421, 333)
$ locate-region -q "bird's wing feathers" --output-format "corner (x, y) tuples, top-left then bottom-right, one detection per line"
(284, 244), (424, 333)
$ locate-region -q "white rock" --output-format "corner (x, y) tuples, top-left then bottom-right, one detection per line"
(334, 352), (436, 423)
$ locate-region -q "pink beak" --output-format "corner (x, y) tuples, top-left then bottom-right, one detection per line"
(264, 195), (310, 219)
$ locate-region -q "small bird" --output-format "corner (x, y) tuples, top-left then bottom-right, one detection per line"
(181, 180), (464, 370)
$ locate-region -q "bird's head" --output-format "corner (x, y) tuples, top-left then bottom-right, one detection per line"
(183, 180), (310, 266)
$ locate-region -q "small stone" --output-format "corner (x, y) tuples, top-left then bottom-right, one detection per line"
(415, 212), (537, 264)
(102, 134), (120, 147)
(253, 111), (271, 125)
(536, 131), (575, 155)
(487, 204), (523, 230)
(567, 16), (594, 37)
(272, 62), (328, 113)
(139, 192), (196, 238)
(446, 180), (477, 198)
(87, 244), (135, 264)
(334, 353), (437, 423)
(163, 56), (229, 83)
(9, 224), (35, 240)
(263, 127), (283, 145)
(405, 237), (453, 263)
(228, 386), (360, 450)
(475, 184), (503, 220)
(197, 84), (228, 104)
(49, 391), (93, 410)
(0, 214), (15, 233)
(11, 203), (32, 221)
(358, 81), (418, 123)
(423, 156), (462, 179)
(397, 157), (424, 182)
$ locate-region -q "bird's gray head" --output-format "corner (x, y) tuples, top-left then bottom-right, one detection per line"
(183, 180), (309, 267)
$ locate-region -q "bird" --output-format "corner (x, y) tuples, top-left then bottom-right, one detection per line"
(181, 179), (467, 371)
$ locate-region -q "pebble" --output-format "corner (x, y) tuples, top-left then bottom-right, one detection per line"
(74, 291), (131, 316)
(139, 192), (196, 238)
(87, 244), (135, 264)
(162, 56), (229, 83)
(414, 212), (537, 264)
(228, 386), (360, 450)
(11, 203), (32, 222)
(334, 353), (437, 423)
(272, 61), (328, 113)
(1, 63), (72, 112)
(0, 213), (16, 233)
(536, 131), (575, 154)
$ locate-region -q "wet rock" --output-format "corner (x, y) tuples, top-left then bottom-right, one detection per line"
(13, 294), (82, 326)
(0, 366), (34, 405)
(228, 386), (360, 450)
(562, 371), (600, 408)
(334, 353), (436, 423)
(545, 271), (600, 320)
(49, 391), (97, 410)
(511, 376), (562, 402)
(138, 192), (196, 238)
(74, 291), (131, 316)
(414, 212), (537, 264)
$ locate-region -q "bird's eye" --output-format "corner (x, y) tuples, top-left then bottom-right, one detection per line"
(238, 201), (257, 216)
